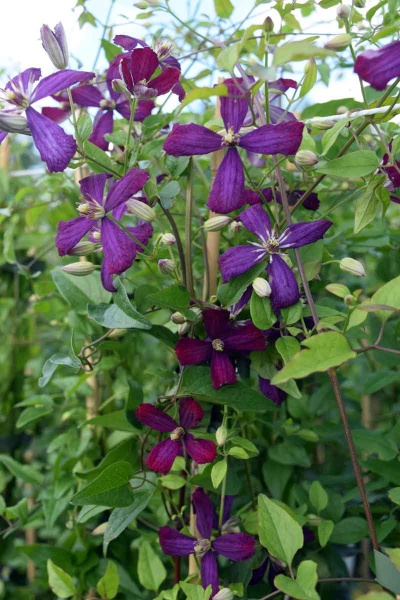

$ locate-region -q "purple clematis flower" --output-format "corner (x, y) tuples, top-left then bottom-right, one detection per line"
(354, 40), (400, 91)
(258, 376), (286, 406)
(219, 205), (332, 311)
(242, 187), (320, 211)
(175, 308), (265, 389)
(0, 67), (94, 171)
(159, 488), (255, 597)
(56, 170), (152, 291)
(136, 397), (216, 474)
(163, 78), (304, 214)
(381, 146), (400, 204)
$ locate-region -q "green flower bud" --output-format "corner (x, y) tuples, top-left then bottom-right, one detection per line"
(230, 220), (243, 233)
(126, 199), (156, 222)
(336, 3), (351, 18)
(204, 215), (231, 231)
(252, 277), (272, 298)
(171, 311), (186, 324)
(61, 262), (95, 276)
(264, 17), (274, 33)
(295, 150), (319, 167)
(325, 33), (353, 51)
(216, 425), (228, 446)
(214, 589), (234, 600)
(310, 120), (336, 130)
(68, 241), (96, 256)
(340, 257), (365, 277)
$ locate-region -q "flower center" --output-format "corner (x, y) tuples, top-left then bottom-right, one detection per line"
(155, 39), (173, 61)
(212, 338), (225, 351)
(0, 87), (30, 109)
(221, 126), (240, 147)
(194, 538), (211, 558)
(265, 237), (280, 253)
(99, 98), (116, 110)
(76, 195), (105, 220)
(170, 426), (185, 441)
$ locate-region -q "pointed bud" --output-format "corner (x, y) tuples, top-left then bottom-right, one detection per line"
(216, 425), (228, 446)
(0, 110), (30, 134)
(325, 283), (351, 298)
(158, 258), (176, 274)
(311, 120), (336, 130)
(133, 1), (149, 7)
(230, 220), (243, 233)
(178, 321), (190, 335)
(61, 262), (95, 276)
(92, 522), (108, 535)
(111, 78), (131, 98)
(171, 311), (186, 324)
(325, 34), (353, 51)
(126, 199), (156, 222)
(264, 17), (274, 33)
(204, 215), (231, 231)
(339, 257), (365, 277)
(161, 233), (176, 246)
(68, 241), (96, 256)
(337, 105), (349, 114)
(336, 3), (351, 18)
(344, 294), (357, 305)
(214, 589), (234, 600)
(295, 150), (319, 167)
(252, 277), (272, 298)
(40, 22), (69, 69)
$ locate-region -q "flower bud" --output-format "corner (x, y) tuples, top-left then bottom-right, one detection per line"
(61, 262), (95, 276)
(111, 78), (131, 98)
(171, 311), (186, 324)
(295, 150), (319, 167)
(204, 215), (231, 231)
(264, 16), (274, 33)
(252, 277), (272, 298)
(158, 258), (176, 274)
(108, 329), (126, 339)
(339, 257), (365, 277)
(92, 522), (108, 535)
(325, 34), (352, 51)
(133, 1), (149, 7)
(325, 283), (351, 299)
(216, 425), (228, 446)
(336, 105), (349, 115)
(344, 294), (357, 305)
(310, 120), (336, 130)
(336, 3), (351, 18)
(161, 233), (176, 246)
(0, 109), (30, 134)
(68, 241), (96, 256)
(126, 199), (156, 222)
(178, 321), (190, 335)
(40, 22), (69, 69)
(214, 589), (234, 600)
(230, 220), (243, 233)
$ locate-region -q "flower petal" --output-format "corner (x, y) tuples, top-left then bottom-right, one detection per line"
(101, 217), (138, 281)
(175, 338), (212, 366)
(7, 68), (41, 95)
(203, 308), (231, 340)
(179, 397), (204, 430)
(200, 551), (219, 597)
(211, 351), (236, 389)
(192, 488), (215, 539)
(269, 105), (298, 124)
(0, 132), (8, 144)
(259, 376), (286, 406)
(133, 99), (154, 121)
(213, 533), (255, 561)
(127, 222), (153, 251)
(163, 123), (222, 156)
(185, 434), (217, 466)
(220, 78), (249, 132)
(230, 285), (252, 317)
(113, 35), (147, 51)
(278, 220), (332, 249)
(42, 106), (70, 124)
(33, 69), (94, 102)
(146, 438), (181, 474)
(150, 68), (181, 95)
(71, 84), (103, 107)
(239, 204), (271, 242)
(80, 173), (109, 205)
(219, 245), (266, 283)
(223, 322), (265, 353)
(267, 254), (300, 311)
(240, 121), (304, 156)
(354, 40), (400, 91)
(105, 168), (149, 212)
(159, 526), (195, 556)
(128, 47), (159, 84)
(136, 403), (176, 432)
(207, 148), (245, 214)
(89, 110), (114, 151)
(56, 216), (95, 255)
(26, 107), (77, 172)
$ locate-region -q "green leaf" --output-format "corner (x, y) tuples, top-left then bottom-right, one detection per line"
(159, 181), (181, 209)
(374, 549), (400, 595)
(97, 560), (119, 600)
(250, 293), (275, 329)
(180, 583), (212, 600)
(321, 119), (347, 155)
(85, 410), (138, 433)
(70, 462), (134, 507)
(39, 344), (81, 388)
(214, 0), (234, 18)
(147, 284), (193, 317)
(318, 519), (334, 547)
(272, 332), (356, 384)
(273, 40), (335, 65)
(228, 446), (250, 459)
(159, 474), (186, 490)
(354, 175), (386, 234)
(47, 560), (76, 599)
(357, 592), (397, 600)
(276, 337), (301, 364)
(52, 269), (111, 314)
(76, 113), (93, 143)
(281, 301), (303, 325)
(258, 494), (304, 565)
(371, 276), (400, 322)
(217, 44), (240, 72)
(274, 560), (320, 600)
(386, 548), (400, 571)
(299, 59), (317, 98)
(316, 151), (380, 178)
(178, 84), (228, 111)
(101, 39), (121, 61)
(87, 302), (151, 330)
(0, 455), (43, 485)
(388, 488), (400, 505)
(309, 481), (328, 512)
(218, 261), (266, 307)
(211, 460), (227, 489)
(230, 436), (259, 456)
(330, 517), (368, 544)
(114, 281), (152, 327)
(16, 405), (53, 429)
(83, 140), (117, 174)
(353, 429), (397, 461)
(138, 541), (167, 591)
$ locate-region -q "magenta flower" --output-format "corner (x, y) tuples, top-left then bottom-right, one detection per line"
(163, 78), (304, 214)
(175, 308), (265, 389)
(219, 205), (332, 311)
(159, 488), (255, 597)
(56, 170), (152, 291)
(354, 40), (400, 91)
(136, 398), (216, 474)
(0, 67), (94, 171)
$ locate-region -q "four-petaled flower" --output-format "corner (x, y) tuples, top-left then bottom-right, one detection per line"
(56, 170), (152, 291)
(219, 205), (332, 310)
(159, 488), (255, 597)
(354, 40), (400, 91)
(175, 308), (265, 389)
(136, 397), (216, 474)
(163, 78), (304, 214)
(0, 67), (94, 171)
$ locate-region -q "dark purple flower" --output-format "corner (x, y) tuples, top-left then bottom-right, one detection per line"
(219, 205), (332, 310)
(56, 170), (152, 291)
(163, 78), (304, 214)
(175, 308), (265, 389)
(382, 147), (400, 204)
(354, 40), (400, 91)
(136, 398), (216, 474)
(0, 67), (94, 171)
(258, 376), (286, 406)
(242, 187), (319, 211)
(159, 488), (255, 597)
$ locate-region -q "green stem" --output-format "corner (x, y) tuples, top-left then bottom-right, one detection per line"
(124, 98), (138, 174)
(107, 215), (151, 255)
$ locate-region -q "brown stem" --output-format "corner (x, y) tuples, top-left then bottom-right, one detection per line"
(259, 577), (380, 600)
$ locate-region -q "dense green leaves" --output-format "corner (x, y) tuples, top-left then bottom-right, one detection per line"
(70, 462), (135, 507)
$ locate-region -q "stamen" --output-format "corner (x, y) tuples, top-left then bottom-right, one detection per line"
(170, 426), (185, 441)
(212, 338), (225, 351)
(194, 538), (212, 558)
(221, 126), (240, 147)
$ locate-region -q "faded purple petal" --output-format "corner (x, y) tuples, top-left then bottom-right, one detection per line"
(136, 403), (176, 432)
(200, 551), (219, 596)
(105, 168), (149, 212)
(26, 106), (76, 172)
(179, 397), (204, 430)
(42, 106), (70, 123)
(159, 526), (195, 556)
(220, 78), (249, 132)
(150, 68), (181, 95)
(213, 532), (255, 561)
(203, 308), (231, 340)
(211, 351), (236, 389)
(223, 322), (265, 353)
(240, 121), (304, 156)
(89, 110), (113, 150)
(185, 434), (217, 466)
(246, 150), (266, 167)
(240, 204), (271, 242)
(268, 254), (300, 311)
(207, 147), (245, 214)
(33, 70), (94, 102)
(354, 40), (400, 91)
(56, 216), (95, 255)
(146, 438), (181, 474)
(219, 245), (266, 283)
(80, 173), (109, 205)
(289, 190), (320, 211)
(242, 188), (273, 206)
(175, 338), (212, 366)
(259, 376), (286, 406)
(71, 84), (103, 107)
(278, 219), (332, 249)
(113, 35), (147, 51)
(192, 488), (216, 539)
(163, 123), (222, 156)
